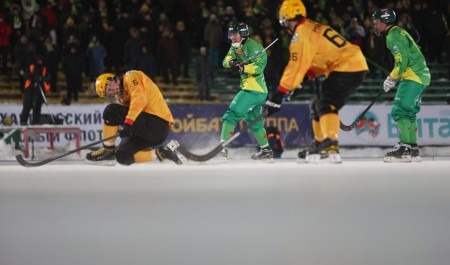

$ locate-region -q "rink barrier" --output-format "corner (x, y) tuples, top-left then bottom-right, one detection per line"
(20, 126), (81, 158)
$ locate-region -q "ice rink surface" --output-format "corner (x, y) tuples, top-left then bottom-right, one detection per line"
(1, 156), (450, 265)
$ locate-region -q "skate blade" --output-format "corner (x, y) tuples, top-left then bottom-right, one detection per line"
(306, 153), (342, 164)
(84, 159), (117, 166)
(173, 151), (187, 164)
(166, 140), (180, 151)
(383, 155), (412, 163)
(250, 158), (275, 163)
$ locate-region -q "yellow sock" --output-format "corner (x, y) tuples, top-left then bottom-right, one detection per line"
(102, 124), (118, 146)
(312, 119), (325, 142)
(320, 113), (340, 140)
(134, 150), (156, 163)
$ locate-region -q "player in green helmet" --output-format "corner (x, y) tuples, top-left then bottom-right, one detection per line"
(219, 21), (274, 161)
(372, 8), (431, 162)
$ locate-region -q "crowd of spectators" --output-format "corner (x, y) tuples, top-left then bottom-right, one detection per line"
(0, 0), (448, 103)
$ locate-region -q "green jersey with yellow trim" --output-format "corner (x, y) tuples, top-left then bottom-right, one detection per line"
(386, 26), (430, 85)
(222, 38), (268, 93)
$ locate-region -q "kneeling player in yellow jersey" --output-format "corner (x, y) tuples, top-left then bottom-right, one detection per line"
(266, 0), (368, 163)
(86, 70), (184, 165)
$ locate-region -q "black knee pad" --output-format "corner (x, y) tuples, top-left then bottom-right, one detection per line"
(115, 151), (134, 165)
(310, 97), (320, 120)
(103, 104), (116, 120)
(317, 98), (339, 117)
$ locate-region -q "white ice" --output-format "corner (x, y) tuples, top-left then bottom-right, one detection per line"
(1, 147), (450, 265)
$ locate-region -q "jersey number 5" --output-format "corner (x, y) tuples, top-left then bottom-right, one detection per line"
(323, 28), (347, 48)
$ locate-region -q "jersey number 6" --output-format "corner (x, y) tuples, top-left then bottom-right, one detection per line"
(323, 28), (347, 48)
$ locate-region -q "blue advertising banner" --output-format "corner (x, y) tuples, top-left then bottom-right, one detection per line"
(0, 103), (312, 148)
(168, 104), (312, 148)
(3, 103), (450, 147)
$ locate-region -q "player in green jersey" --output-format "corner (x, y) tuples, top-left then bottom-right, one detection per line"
(220, 21), (273, 161)
(372, 8), (431, 163)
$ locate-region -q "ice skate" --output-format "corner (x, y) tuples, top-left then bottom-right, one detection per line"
(251, 146), (274, 162)
(297, 140), (326, 163)
(384, 142), (411, 162)
(410, 144), (422, 162)
(156, 144), (184, 165)
(307, 138), (341, 164)
(85, 145), (116, 166)
(165, 140), (188, 164)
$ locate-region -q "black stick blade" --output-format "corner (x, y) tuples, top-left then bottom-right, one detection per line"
(340, 90), (384, 132)
(15, 155), (51, 167)
(339, 122), (352, 131)
(175, 145), (224, 162)
(340, 119), (360, 131)
(172, 113), (264, 162)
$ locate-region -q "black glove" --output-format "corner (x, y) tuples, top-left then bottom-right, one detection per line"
(228, 58), (242, 73)
(265, 91), (285, 116)
(119, 124), (133, 138)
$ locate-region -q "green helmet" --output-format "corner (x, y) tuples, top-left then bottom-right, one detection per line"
(372, 8), (396, 24)
(228, 22), (249, 38)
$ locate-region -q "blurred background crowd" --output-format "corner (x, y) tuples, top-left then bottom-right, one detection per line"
(0, 0), (448, 104)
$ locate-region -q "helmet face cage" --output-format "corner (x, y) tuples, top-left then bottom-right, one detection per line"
(228, 22), (249, 39)
(228, 22), (249, 48)
(95, 73), (116, 98)
(279, 0), (306, 27)
(238, 23), (249, 38)
(279, 14), (288, 28)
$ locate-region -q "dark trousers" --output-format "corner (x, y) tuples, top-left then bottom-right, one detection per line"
(20, 85), (43, 125)
(65, 74), (81, 103)
(198, 76), (210, 100)
(103, 104), (170, 155)
(311, 71), (366, 119)
(161, 63), (178, 85)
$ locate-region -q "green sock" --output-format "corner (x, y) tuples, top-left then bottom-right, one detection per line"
(409, 120), (418, 144)
(220, 122), (236, 141)
(396, 119), (411, 144)
(252, 128), (269, 147)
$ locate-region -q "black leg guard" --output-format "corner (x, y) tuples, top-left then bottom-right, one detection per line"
(115, 150), (134, 165)
(310, 97), (320, 121)
(103, 104), (128, 126)
(317, 98), (340, 117)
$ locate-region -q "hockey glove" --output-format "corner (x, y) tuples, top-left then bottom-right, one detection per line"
(266, 90), (286, 116)
(228, 58), (243, 74)
(119, 124), (133, 138)
(383, 76), (397, 92)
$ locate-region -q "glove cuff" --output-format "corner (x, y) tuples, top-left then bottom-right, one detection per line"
(124, 118), (134, 126)
(277, 85), (290, 94)
(387, 76), (395, 81)
(306, 70), (316, 80)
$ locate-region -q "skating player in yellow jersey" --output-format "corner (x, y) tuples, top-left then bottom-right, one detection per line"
(266, 0), (368, 163)
(86, 70), (183, 165)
